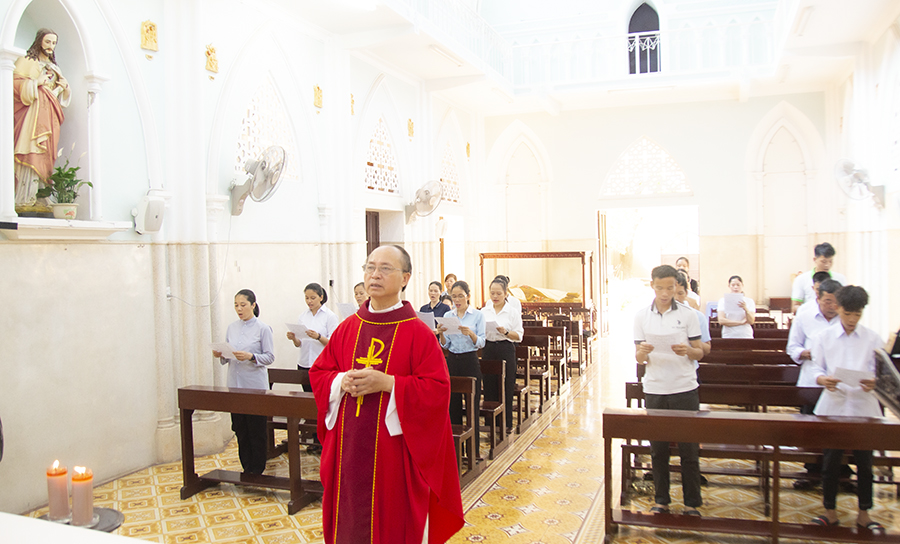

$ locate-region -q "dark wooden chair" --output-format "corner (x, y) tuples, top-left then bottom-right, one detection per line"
(479, 359), (508, 460)
(450, 376), (480, 486)
(267, 368), (317, 458)
(514, 345), (533, 431)
(520, 335), (552, 410)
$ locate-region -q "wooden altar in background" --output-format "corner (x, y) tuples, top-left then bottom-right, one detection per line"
(478, 251), (594, 323)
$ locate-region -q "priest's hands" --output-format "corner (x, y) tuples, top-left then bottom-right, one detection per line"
(342, 368), (394, 397)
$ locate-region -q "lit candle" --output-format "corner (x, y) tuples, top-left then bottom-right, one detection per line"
(46, 461), (70, 522)
(70, 466), (94, 526)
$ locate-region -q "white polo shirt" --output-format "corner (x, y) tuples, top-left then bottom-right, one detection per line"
(787, 302), (839, 386)
(634, 299), (702, 396)
(810, 322), (884, 418)
(791, 269), (847, 306)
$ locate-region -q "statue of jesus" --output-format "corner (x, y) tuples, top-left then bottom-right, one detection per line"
(13, 28), (70, 207)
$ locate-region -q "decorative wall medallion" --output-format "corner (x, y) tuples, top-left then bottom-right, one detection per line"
(205, 44), (218, 73)
(408, 119), (414, 138)
(141, 20), (158, 52)
(314, 86), (323, 109)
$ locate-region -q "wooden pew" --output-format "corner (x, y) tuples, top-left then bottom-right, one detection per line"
(711, 338), (787, 351)
(709, 327), (790, 339)
(549, 315), (586, 374)
(479, 359), (508, 460)
(604, 407), (900, 544)
(701, 350), (794, 365)
(178, 385), (322, 514)
(450, 376), (481, 486)
(698, 364), (800, 386)
(266, 368), (317, 458)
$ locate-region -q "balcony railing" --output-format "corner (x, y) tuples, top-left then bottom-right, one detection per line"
(511, 20), (775, 87)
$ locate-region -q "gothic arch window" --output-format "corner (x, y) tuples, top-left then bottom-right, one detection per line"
(364, 117), (400, 193)
(629, 3), (660, 74)
(439, 141), (461, 203)
(236, 77), (300, 183)
(601, 137), (690, 197)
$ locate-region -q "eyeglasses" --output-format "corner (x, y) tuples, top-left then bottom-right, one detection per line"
(362, 264), (403, 275)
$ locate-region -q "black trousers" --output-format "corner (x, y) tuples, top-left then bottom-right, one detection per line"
(446, 350), (482, 452)
(231, 413), (268, 474)
(823, 449), (873, 511)
(644, 388), (702, 508)
(483, 340), (516, 430)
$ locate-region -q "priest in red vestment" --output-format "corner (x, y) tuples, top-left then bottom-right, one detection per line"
(310, 245), (464, 544)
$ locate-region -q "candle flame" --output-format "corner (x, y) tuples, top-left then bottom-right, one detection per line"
(52, 460), (60, 470)
(74, 466), (86, 475)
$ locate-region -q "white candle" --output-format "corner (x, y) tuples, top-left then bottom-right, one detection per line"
(46, 461), (70, 522)
(70, 466), (94, 526)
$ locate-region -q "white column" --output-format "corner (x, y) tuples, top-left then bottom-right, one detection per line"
(84, 72), (109, 220)
(0, 48), (19, 221)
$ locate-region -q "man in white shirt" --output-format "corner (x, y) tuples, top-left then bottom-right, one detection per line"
(787, 278), (841, 490)
(634, 265), (705, 516)
(791, 242), (847, 313)
(808, 286), (885, 531)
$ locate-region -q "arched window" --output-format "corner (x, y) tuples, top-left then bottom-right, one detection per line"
(236, 77), (300, 183)
(628, 3), (660, 74)
(439, 141), (461, 203)
(364, 118), (399, 193)
(601, 136), (690, 197)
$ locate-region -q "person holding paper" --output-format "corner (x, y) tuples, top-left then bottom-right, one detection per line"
(634, 265), (705, 517)
(717, 275), (756, 338)
(308, 245), (464, 544)
(438, 281), (486, 448)
(676, 270), (700, 311)
(808, 286), (885, 531)
(212, 289), (275, 475)
(420, 280), (451, 319)
(288, 283), (339, 449)
(675, 273), (711, 361)
(480, 277), (524, 433)
(492, 275), (522, 316)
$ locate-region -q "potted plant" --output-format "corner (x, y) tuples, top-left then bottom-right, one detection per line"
(36, 151), (92, 220)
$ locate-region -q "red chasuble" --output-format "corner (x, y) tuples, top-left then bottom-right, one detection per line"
(309, 301), (464, 544)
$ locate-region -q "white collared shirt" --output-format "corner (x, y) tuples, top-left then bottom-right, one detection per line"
(787, 302), (839, 386)
(634, 299), (702, 395)
(810, 322), (884, 418)
(296, 305), (340, 368)
(480, 301), (524, 343)
(717, 295), (756, 339)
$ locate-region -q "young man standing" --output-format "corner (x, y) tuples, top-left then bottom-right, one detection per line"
(634, 265), (705, 516)
(791, 243), (847, 313)
(808, 286), (885, 532)
(310, 245), (464, 544)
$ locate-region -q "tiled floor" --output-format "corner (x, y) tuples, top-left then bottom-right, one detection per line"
(27, 322), (900, 543)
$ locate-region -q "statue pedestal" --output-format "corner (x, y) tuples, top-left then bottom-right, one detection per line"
(14, 205), (52, 218)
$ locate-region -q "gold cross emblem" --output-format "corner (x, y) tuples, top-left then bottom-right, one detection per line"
(354, 338), (384, 416)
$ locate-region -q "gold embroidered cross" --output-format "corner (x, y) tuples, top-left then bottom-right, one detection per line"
(354, 338), (384, 416)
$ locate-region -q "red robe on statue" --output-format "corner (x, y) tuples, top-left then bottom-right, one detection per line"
(310, 300), (464, 544)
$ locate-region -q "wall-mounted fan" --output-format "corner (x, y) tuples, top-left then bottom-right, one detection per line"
(405, 180), (443, 223)
(231, 146), (287, 215)
(833, 158), (884, 207)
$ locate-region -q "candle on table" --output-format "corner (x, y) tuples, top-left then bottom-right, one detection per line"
(70, 466), (94, 526)
(46, 460), (70, 522)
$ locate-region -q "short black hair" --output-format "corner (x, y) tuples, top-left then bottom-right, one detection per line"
(429, 280), (442, 290)
(676, 256), (690, 266)
(836, 285), (868, 312)
(812, 271), (831, 285)
(728, 275), (743, 285)
(651, 264), (678, 281)
(674, 273), (688, 290)
(389, 244), (412, 274)
(304, 282), (328, 304)
(814, 242), (836, 258)
(817, 278), (842, 296)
